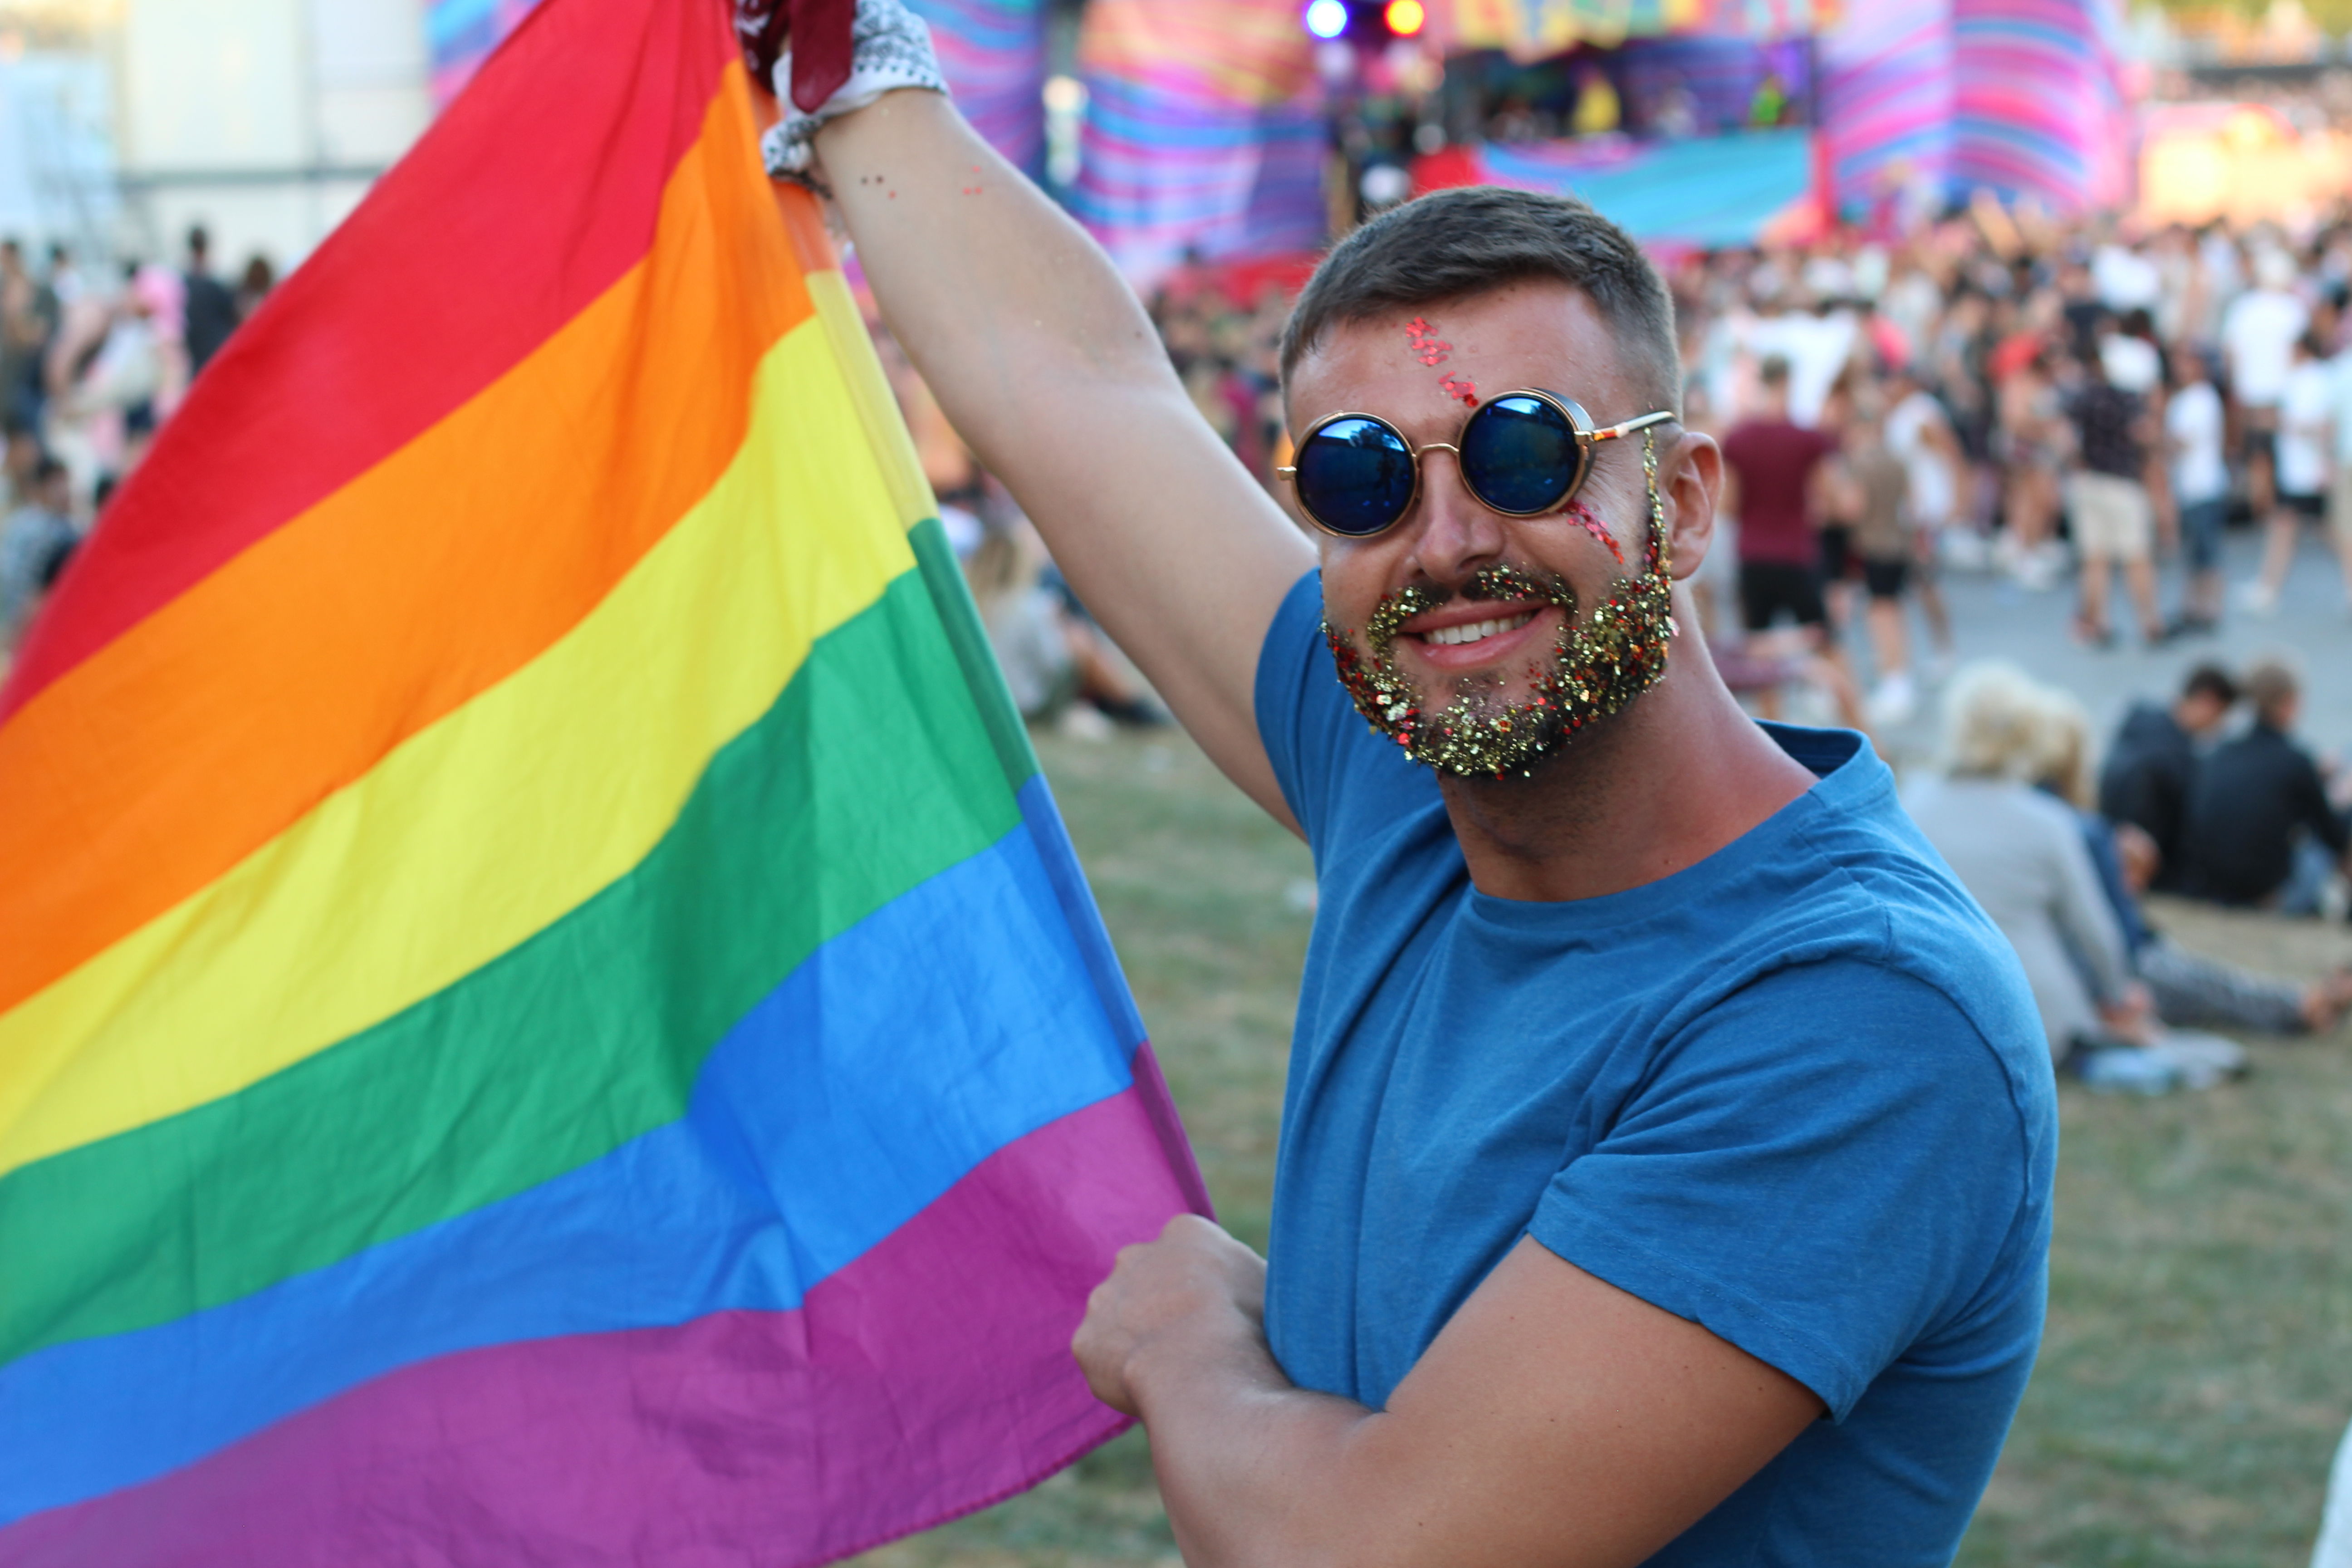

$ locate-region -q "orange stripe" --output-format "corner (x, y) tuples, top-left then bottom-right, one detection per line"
(0, 68), (810, 1015)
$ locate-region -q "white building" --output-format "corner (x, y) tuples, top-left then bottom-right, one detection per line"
(113, 0), (431, 273)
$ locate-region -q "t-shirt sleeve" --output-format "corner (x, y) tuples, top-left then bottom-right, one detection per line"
(1254, 568), (1357, 851)
(1529, 960), (2039, 1421)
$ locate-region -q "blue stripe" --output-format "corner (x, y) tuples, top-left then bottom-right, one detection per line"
(0, 798), (1133, 1525)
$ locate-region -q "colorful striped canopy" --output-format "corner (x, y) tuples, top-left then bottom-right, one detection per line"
(0, 0), (1204, 1560)
(1072, 0), (1329, 286)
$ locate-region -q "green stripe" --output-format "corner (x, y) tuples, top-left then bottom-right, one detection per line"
(0, 566), (1017, 1366)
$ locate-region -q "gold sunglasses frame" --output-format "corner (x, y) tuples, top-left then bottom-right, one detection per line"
(1274, 389), (1676, 538)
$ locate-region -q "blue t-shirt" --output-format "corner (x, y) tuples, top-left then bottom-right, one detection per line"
(1254, 573), (2055, 1565)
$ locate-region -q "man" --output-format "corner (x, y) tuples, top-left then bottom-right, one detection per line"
(1882, 363), (1959, 670)
(2099, 663), (2238, 893)
(2332, 329), (2352, 620)
(2222, 248), (2308, 616)
(2181, 660), (2350, 913)
(777, 5), (2053, 1558)
(2063, 337), (2163, 647)
(0, 452), (74, 653)
(2248, 329), (2338, 614)
(2164, 348), (2229, 633)
(181, 225), (240, 375)
(1718, 355), (1837, 660)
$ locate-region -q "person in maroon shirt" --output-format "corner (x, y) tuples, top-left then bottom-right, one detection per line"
(1719, 356), (1838, 645)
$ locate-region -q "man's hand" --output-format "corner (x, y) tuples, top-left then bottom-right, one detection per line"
(1074, 1214), (1265, 1416)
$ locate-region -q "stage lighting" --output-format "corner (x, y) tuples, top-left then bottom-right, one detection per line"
(1383, 0), (1426, 34)
(1304, 0), (1350, 38)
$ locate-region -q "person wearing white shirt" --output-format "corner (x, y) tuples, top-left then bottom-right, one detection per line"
(2220, 249), (2309, 533)
(2164, 353), (2229, 631)
(1884, 369), (1960, 671)
(2248, 332), (2336, 614)
(2330, 346), (2352, 618)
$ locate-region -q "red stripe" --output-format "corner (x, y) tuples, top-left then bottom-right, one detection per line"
(0, 1075), (1192, 1568)
(0, 0), (731, 721)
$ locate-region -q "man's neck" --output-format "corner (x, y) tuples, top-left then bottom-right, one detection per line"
(1436, 637), (1821, 903)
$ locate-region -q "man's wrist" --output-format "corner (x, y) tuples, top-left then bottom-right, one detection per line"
(1123, 1290), (1285, 1423)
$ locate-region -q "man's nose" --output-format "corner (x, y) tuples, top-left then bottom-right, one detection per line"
(1406, 447), (1507, 585)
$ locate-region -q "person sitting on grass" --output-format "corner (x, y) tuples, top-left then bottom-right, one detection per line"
(2181, 658), (2351, 915)
(2036, 686), (2349, 1038)
(1902, 663), (2152, 1063)
(772, 5), (2054, 1558)
(2098, 662), (2239, 894)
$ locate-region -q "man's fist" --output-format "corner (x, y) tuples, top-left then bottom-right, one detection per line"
(1073, 1214), (1267, 1416)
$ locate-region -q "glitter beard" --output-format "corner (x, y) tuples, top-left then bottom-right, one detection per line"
(1323, 431), (1678, 780)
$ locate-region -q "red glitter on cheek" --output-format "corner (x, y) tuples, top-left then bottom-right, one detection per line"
(1563, 499), (1625, 563)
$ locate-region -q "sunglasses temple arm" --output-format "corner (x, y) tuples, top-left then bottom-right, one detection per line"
(1586, 411), (1679, 443)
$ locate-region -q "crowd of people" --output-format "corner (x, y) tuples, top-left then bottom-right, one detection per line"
(0, 225), (273, 660)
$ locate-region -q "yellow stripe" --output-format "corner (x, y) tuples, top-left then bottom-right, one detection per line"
(0, 315), (912, 1178)
(805, 268), (939, 532)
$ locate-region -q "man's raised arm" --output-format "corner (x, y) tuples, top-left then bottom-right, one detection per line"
(813, 89), (1315, 826)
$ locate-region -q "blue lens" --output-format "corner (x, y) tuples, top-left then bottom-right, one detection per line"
(1295, 416), (1416, 536)
(1459, 394), (1581, 515)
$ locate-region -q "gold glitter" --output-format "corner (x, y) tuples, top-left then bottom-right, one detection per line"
(1322, 430), (1676, 780)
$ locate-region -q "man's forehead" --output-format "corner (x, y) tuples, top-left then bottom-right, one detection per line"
(1288, 283), (1635, 413)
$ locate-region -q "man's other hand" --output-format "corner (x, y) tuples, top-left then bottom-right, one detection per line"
(1074, 1214), (1266, 1417)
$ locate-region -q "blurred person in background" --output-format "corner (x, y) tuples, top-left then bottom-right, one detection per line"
(2100, 663), (2239, 894)
(235, 255), (276, 323)
(2181, 658), (2350, 914)
(180, 225), (239, 377)
(1904, 662), (2150, 1063)
(2163, 347), (2230, 632)
(2250, 329), (2337, 614)
(2332, 323), (2352, 620)
(1993, 343), (2068, 590)
(0, 239), (55, 433)
(0, 452), (74, 655)
(1719, 353), (1842, 714)
(2064, 335), (2163, 647)
(1880, 363), (1958, 672)
(1827, 386), (1918, 725)
(2224, 248), (2308, 614)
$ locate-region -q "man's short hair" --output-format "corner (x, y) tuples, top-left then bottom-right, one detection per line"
(1279, 186), (1681, 414)
(2180, 663), (2238, 708)
(2243, 657), (2299, 728)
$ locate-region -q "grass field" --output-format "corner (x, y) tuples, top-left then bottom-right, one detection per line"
(853, 725), (2352, 1568)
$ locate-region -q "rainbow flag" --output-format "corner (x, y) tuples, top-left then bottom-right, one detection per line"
(0, 0), (1205, 1560)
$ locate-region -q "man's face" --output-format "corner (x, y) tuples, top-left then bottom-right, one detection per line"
(1287, 283), (1687, 779)
(2178, 692), (2229, 736)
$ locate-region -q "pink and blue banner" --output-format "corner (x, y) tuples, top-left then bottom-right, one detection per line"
(1453, 128), (1821, 251)
(1072, 0), (1329, 285)
(1821, 0), (2128, 216)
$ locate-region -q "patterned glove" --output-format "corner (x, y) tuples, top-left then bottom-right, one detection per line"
(752, 0), (948, 182)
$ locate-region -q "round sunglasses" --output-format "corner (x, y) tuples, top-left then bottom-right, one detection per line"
(1276, 390), (1676, 538)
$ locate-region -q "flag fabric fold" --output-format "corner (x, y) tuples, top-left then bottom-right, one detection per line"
(0, 0), (1205, 1560)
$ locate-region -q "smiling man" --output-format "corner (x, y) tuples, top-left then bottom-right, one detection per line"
(778, 7), (2056, 1562)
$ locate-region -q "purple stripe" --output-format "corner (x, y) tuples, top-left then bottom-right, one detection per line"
(0, 1078), (1194, 1568)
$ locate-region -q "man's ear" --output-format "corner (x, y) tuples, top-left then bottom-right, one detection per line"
(1663, 431), (1721, 583)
